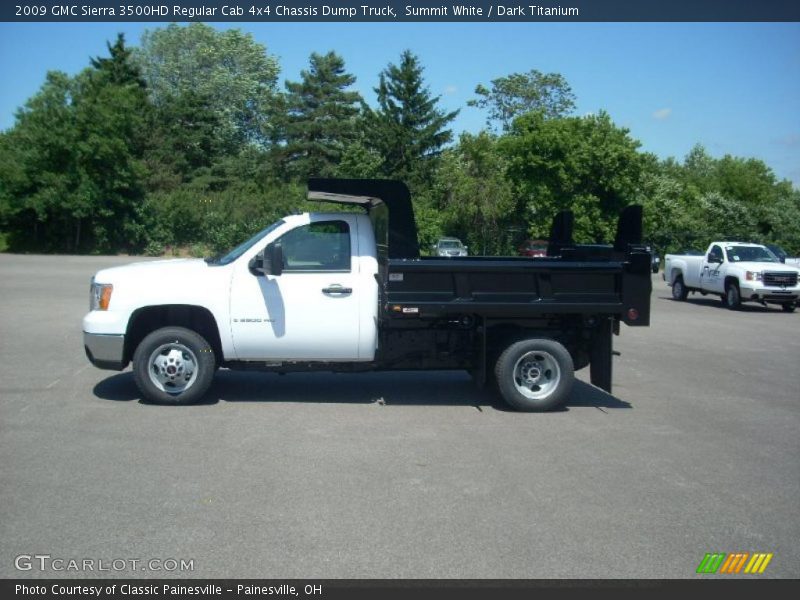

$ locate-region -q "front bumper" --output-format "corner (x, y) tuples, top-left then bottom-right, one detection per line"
(740, 285), (799, 303)
(83, 332), (127, 370)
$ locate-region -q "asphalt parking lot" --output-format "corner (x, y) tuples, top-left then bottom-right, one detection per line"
(1, 254), (798, 579)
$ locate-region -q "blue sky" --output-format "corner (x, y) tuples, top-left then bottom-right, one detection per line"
(1, 21), (799, 185)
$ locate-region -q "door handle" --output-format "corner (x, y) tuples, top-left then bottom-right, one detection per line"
(322, 285), (352, 295)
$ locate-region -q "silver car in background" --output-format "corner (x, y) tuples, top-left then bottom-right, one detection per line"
(433, 237), (468, 257)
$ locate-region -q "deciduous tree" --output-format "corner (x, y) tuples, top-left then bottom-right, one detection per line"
(468, 70), (576, 131)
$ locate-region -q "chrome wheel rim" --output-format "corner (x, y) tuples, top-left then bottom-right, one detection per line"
(512, 351), (560, 400)
(147, 342), (198, 394)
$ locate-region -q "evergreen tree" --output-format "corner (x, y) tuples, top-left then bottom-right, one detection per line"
(365, 50), (458, 185)
(282, 51), (363, 180)
(91, 33), (147, 88)
(145, 89), (236, 190)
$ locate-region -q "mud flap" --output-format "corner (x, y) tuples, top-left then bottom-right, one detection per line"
(590, 317), (614, 393)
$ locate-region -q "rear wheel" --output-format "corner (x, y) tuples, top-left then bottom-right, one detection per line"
(494, 338), (574, 412)
(782, 302), (796, 313)
(724, 281), (741, 310)
(672, 275), (688, 301)
(133, 327), (216, 405)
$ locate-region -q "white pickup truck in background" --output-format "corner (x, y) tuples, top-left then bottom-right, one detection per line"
(664, 242), (800, 312)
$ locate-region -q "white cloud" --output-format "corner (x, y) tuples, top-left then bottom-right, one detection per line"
(652, 108), (672, 121)
(443, 85), (458, 95)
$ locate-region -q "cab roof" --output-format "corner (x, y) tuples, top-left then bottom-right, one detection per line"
(308, 178), (419, 259)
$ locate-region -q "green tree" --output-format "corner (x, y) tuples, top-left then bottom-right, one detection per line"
(91, 33), (147, 88)
(0, 72), (76, 250)
(365, 50), (458, 186)
(72, 37), (151, 251)
(761, 188), (800, 253)
(1, 36), (151, 252)
(135, 23), (281, 146)
(282, 51), (363, 180)
(638, 169), (698, 254)
(335, 140), (383, 179)
(145, 89), (238, 190)
(428, 132), (515, 255)
(468, 70), (576, 131)
(500, 110), (646, 243)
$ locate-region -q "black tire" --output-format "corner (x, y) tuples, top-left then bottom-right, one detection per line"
(672, 275), (688, 301)
(782, 302), (796, 313)
(724, 281), (741, 310)
(494, 338), (574, 412)
(133, 327), (216, 405)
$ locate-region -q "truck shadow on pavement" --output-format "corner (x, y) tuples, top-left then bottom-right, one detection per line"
(93, 371), (631, 411)
(659, 294), (794, 313)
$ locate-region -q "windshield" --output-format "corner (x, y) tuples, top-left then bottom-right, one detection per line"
(766, 245), (786, 259)
(207, 220), (286, 266)
(439, 240), (463, 249)
(724, 245), (778, 263)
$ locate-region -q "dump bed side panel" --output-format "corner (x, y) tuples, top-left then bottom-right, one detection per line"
(385, 256), (650, 325)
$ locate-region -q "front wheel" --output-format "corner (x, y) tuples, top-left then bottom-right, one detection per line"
(782, 302), (796, 313)
(494, 338), (574, 412)
(133, 327), (216, 405)
(725, 281), (741, 310)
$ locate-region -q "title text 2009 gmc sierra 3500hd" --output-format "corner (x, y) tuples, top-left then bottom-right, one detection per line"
(84, 179), (652, 411)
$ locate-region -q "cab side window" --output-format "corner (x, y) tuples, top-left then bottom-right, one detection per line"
(277, 221), (351, 272)
(709, 245), (723, 263)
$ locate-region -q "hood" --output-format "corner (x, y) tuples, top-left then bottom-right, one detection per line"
(94, 258), (209, 283)
(734, 261), (800, 273)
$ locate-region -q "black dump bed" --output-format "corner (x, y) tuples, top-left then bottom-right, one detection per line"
(385, 254), (651, 327)
(308, 178), (652, 327)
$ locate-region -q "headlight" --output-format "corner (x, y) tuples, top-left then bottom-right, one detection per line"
(745, 271), (762, 281)
(90, 280), (113, 311)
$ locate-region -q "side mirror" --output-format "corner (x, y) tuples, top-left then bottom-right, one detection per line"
(249, 243), (283, 276)
(266, 242), (284, 276)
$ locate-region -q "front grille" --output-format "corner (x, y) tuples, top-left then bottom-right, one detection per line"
(763, 271), (798, 287)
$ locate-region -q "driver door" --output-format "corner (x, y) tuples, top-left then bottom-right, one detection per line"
(230, 217), (362, 361)
(701, 244), (725, 293)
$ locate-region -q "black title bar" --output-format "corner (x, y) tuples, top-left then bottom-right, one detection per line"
(4, 1), (800, 22)
(4, 579), (800, 600)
